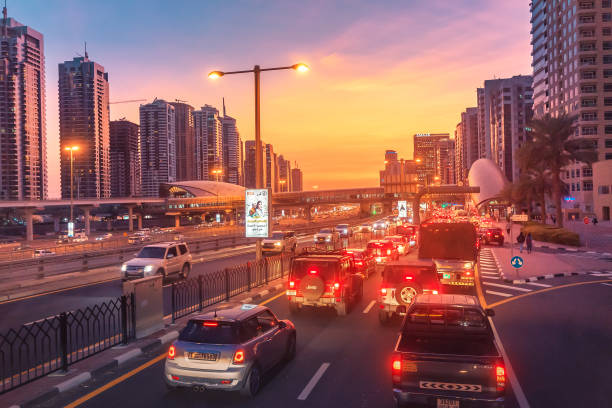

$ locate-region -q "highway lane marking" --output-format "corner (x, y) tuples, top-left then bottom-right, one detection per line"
(481, 277), (500, 281)
(488, 279), (612, 309)
(485, 290), (512, 298)
(487, 317), (531, 408)
(62, 291), (285, 407)
(363, 300), (376, 314)
(522, 281), (552, 288)
(482, 282), (532, 292)
(297, 362), (331, 401)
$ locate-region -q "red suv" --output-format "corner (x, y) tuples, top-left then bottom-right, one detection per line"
(367, 240), (400, 265)
(481, 227), (504, 246)
(343, 248), (376, 278)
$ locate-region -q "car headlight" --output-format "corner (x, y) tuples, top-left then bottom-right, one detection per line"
(144, 265), (154, 273)
(463, 262), (472, 269)
(274, 242), (282, 246)
(121, 264), (127, 272)
(326, 237), (331, 242)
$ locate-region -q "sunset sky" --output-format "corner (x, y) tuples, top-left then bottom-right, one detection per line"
(14, 0), (532, 198)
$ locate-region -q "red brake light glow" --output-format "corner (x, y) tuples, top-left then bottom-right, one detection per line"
(289, 281), (295, 288)
(334, 282), (340, 289)
(233, 350), (245, 364)
(387, 249), (391, 255)
(203, 321), (218, 327)
(404, 275), (413, 280)
(355, 261), (363, 266)
(381, 288), (387, 295)
(392, 359), (401, 372)
(309, 269), (318, 274)
(168, 345), (176, 360)
(432, 290), (439, 295)
(496, 364), (506, 391)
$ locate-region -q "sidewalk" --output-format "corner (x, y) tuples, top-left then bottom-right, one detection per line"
(0, 277), (286, 408)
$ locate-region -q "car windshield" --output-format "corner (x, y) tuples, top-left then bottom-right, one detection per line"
(383, 265), (436, 283)
(179, 320), (239, 344)
(291, 259), (337, 280)
(271, 232), (285, 239)
(336, 225), (348, 229)
(319, 228), (332, 233)
(136, 247), (166, 258)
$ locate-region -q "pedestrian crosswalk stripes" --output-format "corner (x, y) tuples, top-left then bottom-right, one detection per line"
(486, 290), (513, 298)
(483, 281), (533, 292)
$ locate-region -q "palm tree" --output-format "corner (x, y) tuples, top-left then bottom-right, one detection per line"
(528, 114), (598, 227)
(517, 144), (551, 223)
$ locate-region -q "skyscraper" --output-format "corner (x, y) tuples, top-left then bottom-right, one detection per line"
(481, 76), (533, 182)
(139, 99), (176, 197)
(291, 167), (303, 192)
(277, 154), (291, 192)
(454, 107), (479, 185)
(193, 105), (223, 181)
(436, 138), (455, 185)
(244, 139), (266, 189)
(59, 54), (110, 199)
(531, 0), (612, 214)
(110, 119), (140, 197)
(413, 133), (450, 186)
(0, 8), (47, 200)
(265, 143), (277, 192)
(221, 100), (242, 185)
(170, 101), (194, 181)
(379, 150), (418, 194)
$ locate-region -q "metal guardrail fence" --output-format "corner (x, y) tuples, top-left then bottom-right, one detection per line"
(171, 253), (292, 322)
(0, 294), (135, 394)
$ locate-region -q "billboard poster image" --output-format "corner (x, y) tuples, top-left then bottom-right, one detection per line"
(397, 201), (408, 218)
(245, 189), (269, 238)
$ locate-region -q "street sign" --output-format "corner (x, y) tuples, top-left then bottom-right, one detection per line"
(510, 256), (524, 268)
(511, 214), (528, 222)
(397, 201), (407, 218)
(245, 189), (269, 238)
(583, 217), (589, 225)
(67, 222), (74, 237)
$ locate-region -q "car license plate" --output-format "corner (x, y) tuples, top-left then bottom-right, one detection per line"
(187, 352), (218, 361)
(437, 399), (459, 408)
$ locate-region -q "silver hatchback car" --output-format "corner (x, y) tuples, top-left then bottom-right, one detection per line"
(164, 304), (296, 397)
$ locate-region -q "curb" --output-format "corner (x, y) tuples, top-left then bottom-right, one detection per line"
(11, 283), (282, 408)
(503, 271), (590, 284)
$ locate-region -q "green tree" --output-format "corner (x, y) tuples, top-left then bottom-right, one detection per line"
(528, 114), (598, 227)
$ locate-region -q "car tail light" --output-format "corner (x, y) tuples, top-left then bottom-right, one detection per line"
(381, 288), (387, 295)
(404, 275), (413, 280)
(168, 345), (176, 360)
(233, 350), (245, 364)
(495, 364), (506, 392)
(203, 321), (218, 327)
(392, 359), (402, 372)
(465, 271), (472, 276)
(309, 269), (318, 275)
(387, 249), (391, 255)
(333, 282), (340, 292)
(432, 290), (438, 295)
(392, 356), (402, 383)
(355, 261), (363, 266)
(171, 375), (179, 380)
(289, 281), (295, 288)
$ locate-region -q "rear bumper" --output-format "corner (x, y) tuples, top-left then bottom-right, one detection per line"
(164, 361), (249, 391)
(393, 389), (504, 407)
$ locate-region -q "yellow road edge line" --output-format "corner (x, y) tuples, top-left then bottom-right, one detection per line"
(0, 277), (118, 305)
(474, 263), (488, 309)
(63, 353), (166, 408)
(488, 279), (612, 309)
(62, 288), (287, 407)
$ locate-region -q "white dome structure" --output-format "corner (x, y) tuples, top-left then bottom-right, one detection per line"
(467, 159), (508, 206)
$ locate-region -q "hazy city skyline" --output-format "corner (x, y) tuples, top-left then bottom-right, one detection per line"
(12, 0), (530, 197)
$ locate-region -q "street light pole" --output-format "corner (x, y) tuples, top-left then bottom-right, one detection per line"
(64, 146), (79, 236)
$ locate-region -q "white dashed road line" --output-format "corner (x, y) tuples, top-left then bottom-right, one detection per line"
(482, 281), (532, 292)
(601, 283), (612, 287)
(485, 290), (513, 298)
(362, 300), (376, 314)
(297, 363), (331, 401)
(522, 281), (552, 288)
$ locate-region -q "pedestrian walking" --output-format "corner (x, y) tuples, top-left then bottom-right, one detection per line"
(593, 216), (598, 226)
(506, 222), (511, 236)
(526, 232), (533, 254)
(517, 231), (525, 253)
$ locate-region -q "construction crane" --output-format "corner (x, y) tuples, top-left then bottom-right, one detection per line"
(109, 99), (147, 104)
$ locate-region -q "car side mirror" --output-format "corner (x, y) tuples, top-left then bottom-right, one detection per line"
(485, 308), (495, 317)
(278, 321), (287, 329)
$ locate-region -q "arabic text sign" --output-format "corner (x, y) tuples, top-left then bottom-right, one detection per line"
(245, 189), (269, 238)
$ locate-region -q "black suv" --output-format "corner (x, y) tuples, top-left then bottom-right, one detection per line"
(286, 251), (364, 316)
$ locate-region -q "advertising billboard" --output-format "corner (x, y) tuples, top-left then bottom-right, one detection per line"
(245, 189), (269, 238)
(397, 201), (408, 218)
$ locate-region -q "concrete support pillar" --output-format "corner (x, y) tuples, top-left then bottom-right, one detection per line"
(137, 213), (143, 230)
(383, 201), (393, 215)
(22, 208), (35, 242)
(127, 205), (134, 232)
(359, 202), (371, 218)
(82, 207), (91, 236)
(306, 205), (313, 222)
(175, 214), (181, 228)
(53, 216), (60, 233)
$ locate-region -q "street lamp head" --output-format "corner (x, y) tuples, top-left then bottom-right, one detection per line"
(292, 63), (309, 73)
(415, 158), (422, 163)
(208, 71), (224, 79)
(64, 146), (79, 152)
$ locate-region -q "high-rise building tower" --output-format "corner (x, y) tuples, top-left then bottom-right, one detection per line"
(265, 143), (277, 192)
(531, 0), (612, 214)
(380, 150), (418, 194)
(139, 99), (176, 197)
(193, 105), (223, 181)
(277, 154), (291, 192)
(455, 107), (479, 185)
(291, 167), (303, 192)
(221, 100), (242, 185)
(0, 8), (47, 200)
(170, 101), (194, 181)
(110, 119), (140, 197)
(244, 139), (266, 189)
(481, 76), (533, 182)
(413, 133), (450, 186)
(59, 54), (110, 199)
(436, 138), (455, 185)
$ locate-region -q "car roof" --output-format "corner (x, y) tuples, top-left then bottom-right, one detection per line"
(145, 242), (180, 248)
(385, 259), (435, 267)
(189, 304), (269, 323)
(414, 294), (480, 307)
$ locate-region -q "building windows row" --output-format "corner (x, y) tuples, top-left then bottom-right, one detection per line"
(598, 185), (611, 194)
